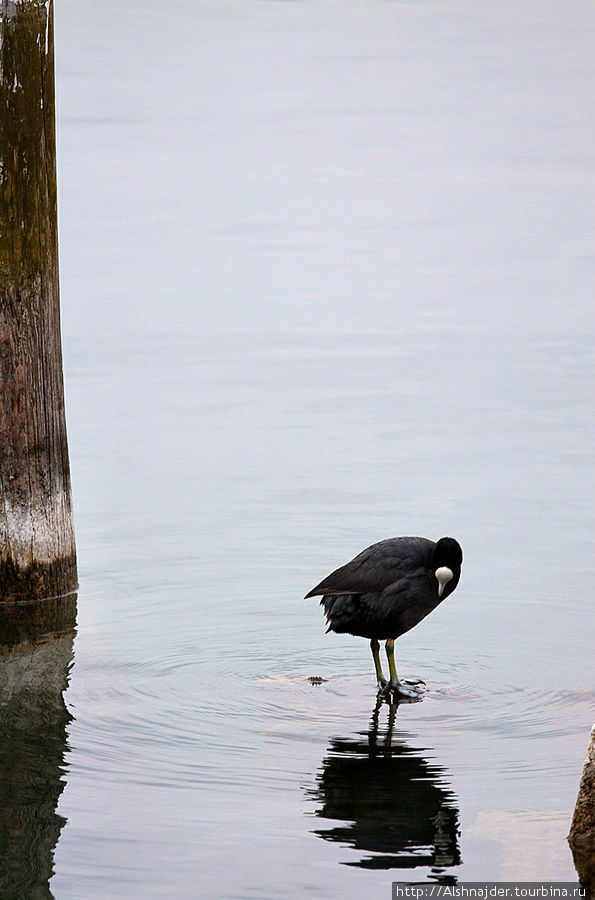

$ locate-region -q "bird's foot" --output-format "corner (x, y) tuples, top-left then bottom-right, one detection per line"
(396, 678), (425, 700)
(377, 684), (397, 706)
(377, 679), (425, 701)
(377, 677), (425, 702)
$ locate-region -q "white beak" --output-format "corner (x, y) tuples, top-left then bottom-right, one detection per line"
(435, 566), (454, 597)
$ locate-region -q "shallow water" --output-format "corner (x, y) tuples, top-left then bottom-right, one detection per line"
(1, 1), (594, 896)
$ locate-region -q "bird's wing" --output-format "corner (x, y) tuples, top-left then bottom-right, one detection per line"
(304, 536), (434, 598)
(372, 569), (442, 635)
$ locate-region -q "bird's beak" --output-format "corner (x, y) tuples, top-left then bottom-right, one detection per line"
(435, 566), (454, 597)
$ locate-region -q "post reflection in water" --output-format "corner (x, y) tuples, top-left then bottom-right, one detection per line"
(0, 595), (77, 898)
(309, 698), (461, 880)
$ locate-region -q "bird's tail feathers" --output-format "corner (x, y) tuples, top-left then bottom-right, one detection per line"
(320, 593), (360, 634)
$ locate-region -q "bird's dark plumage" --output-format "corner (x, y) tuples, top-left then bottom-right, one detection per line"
(305, 535), (463, 641)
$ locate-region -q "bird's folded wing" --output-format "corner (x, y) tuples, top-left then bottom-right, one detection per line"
(304, 538), (430, 598)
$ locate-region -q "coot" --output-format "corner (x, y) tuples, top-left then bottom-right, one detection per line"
(305, 535), (463, 698)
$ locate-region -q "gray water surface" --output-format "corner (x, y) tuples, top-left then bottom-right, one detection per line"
(4, 1), (595, 896)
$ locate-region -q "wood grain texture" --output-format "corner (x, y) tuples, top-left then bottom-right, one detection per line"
(0, 1), (77, 601)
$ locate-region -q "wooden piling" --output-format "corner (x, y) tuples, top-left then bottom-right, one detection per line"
(0, 0), (77, 602)
(569, 724), (595, 892)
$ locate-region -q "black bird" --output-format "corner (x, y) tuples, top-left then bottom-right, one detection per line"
(305, 536), (463, 697)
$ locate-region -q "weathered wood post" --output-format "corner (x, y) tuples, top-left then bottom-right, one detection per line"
(569, 724), (595, 893)
(0, 0), (77, 602)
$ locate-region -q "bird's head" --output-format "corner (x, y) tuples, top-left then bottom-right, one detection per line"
(432, 537), (463, 597)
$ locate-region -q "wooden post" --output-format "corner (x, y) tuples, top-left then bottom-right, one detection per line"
(569, 724), (595, 893)
(0, 0), (77, 602)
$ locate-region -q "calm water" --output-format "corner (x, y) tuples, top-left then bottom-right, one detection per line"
(2, 1), (594, 895)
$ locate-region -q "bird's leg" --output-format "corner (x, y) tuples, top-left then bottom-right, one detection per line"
(370, 639), (388, 689)
(385, 638), (399, 689)
(386, 638), (425, 700)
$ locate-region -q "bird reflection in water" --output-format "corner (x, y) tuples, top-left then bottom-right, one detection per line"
(309, 697), (461, 880)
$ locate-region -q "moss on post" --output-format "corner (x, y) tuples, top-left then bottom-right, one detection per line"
(0, 0), (77, 601)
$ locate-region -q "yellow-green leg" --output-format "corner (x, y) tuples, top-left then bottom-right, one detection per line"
(370, 639), (388, 688)
(385, 639), (426, 700)
(385, 638), (399, 689)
